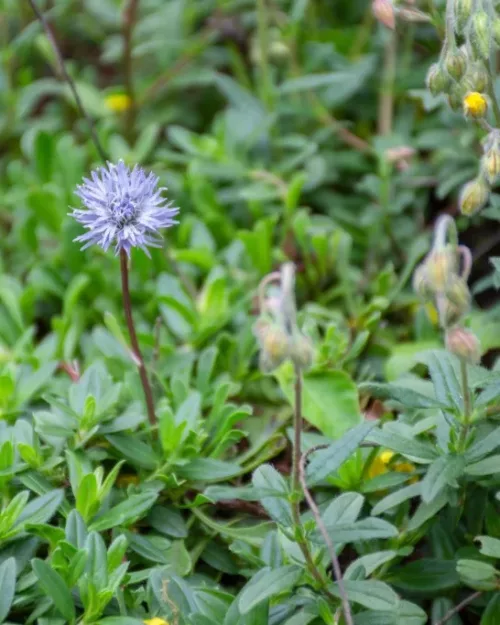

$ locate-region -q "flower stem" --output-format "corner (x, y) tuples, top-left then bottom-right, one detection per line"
(256, 0), (273, 109)
(123, 0), (139, 135)
(120, 249), (156, 428)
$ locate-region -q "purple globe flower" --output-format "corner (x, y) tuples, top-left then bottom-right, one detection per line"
(70, 161), (179, 256)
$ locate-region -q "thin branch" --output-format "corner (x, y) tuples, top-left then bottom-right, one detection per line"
(434, 591), (482, 625)
(299, 445), (354, 625)
(123, 0), (140, 132)
(27, 0), (108, 162)
(120, 249), (157, 428)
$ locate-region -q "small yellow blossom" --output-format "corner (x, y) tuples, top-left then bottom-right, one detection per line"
(463, 92), (488, 118)
(368, 450), (416, 481)
(105, 93), (132, 113)
(144, 618), (169, 625)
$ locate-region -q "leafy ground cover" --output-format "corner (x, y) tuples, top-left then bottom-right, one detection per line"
(3, 0), (500, 623)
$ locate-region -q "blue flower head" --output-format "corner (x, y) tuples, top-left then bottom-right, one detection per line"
(71, 161), (179, 256)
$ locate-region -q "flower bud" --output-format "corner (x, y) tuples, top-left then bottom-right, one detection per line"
(471, 11), (491, 60)
(269, 40), (290, 63)
(372, 0), (395, 30)
(448, 84), (464, 111)
(463, 91), (488, 119)
(445, 276), (471, 312)
(482, 144), (500, 184)
(413, 264), (432, 300)
(464, 62), (489, 93)
(445, 49), (467, 81)
(446, 327), (481, 363)
(454, 0), (473, 33)
(290, 334), (314, 370)
(427, 63), (450, 96)
(459, 177), (490, 216)
(258, 323), (290, 372)
(425, 246), (457, 292)
(493, 18), (500, 48)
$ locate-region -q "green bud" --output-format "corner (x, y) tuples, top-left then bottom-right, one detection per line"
(448, 83), (464, 111)
(454, 0), (473, 33)
(413, 264), (432, 300)
(254, 320), (290, 373)
(290, 334), (314, 370)
(446, 327), (481, 364)
(269, 40), (290, 63)
(426, 63), (450, 96)
(471, 11), (491, 60)
(482, 142), (500, 184)
(493, 18), (500, 48)
(445, 276), (471, 312)
(464, 62), (489, 93)
(425, 246), (457, 292)
(445, 49), (467, 81)
(459, 176), (490, 216)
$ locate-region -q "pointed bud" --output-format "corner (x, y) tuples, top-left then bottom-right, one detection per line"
(427, 64), (450, 96)
(482, 144), (500, 184)
(425, 246), (457, 292)
(446, 327), (481, 363)
(463, 91), (488, 119)
(493, 17), (500, 48)
(459, 177), (490, 216)
(445, 276), (471, 312)
(445, 49), (467, 81)
(471, 11), (491, 60)
(290, 334), (314, 370)
(372, 0), (395, 29)
(464, 62), (489, 93)
(258, 323), (290, 372)
(454, 0), (473, 33)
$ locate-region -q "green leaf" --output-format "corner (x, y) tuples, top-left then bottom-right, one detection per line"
(177, 458), (241, 482)
(312, 517), (398, 544)
(306, 422), (375, 485)
(89, 491), (159, 532)
(252, 464), (293, 527)
(476, 535), (500, 558)
(331, 580), (398, 611)
(238, 566), (302, 614)
(421, 455), (465, 503)
(17, 489), (64, 527)
(355, 600), (427, 625)
(372, 483), (421, 516)
(388, 559), (460, 594)
(457, 559), (498, 590)
(106, 434), (159, 469)
(465, 454), (500, 475)
(407, 490), (449, 532)
(0, 557), (16, 623)
(465, 427), (500, 463)
(32, 558), (76, 621)
(97, 619), (144, 625)
(276, 367), (362, 439)
(367, 428), (438, 463)
(481, 594), (500, 625)
(359, 382), (444, 409)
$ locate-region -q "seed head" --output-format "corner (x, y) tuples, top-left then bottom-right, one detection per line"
(459, 176), (490, 216)
(446, 327), (481, 364)
(71, 161), (179, 256)
(463, 92), (488, 119)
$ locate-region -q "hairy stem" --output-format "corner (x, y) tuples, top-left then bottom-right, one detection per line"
(434, 591), (481, 625)
(378, 29), (397, 136)
(120, 249), (157, 428)
(256, 0), (273, 108)
(299, 445), (354, 625)
(27, 0), (108, 162)
(459, 359), (472, 449)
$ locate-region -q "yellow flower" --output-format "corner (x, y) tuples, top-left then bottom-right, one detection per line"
(105, 93), (132, 113)
(368, 450), (416, 481)
(144, 619), (169, 625)
(463, 92), (488, 118)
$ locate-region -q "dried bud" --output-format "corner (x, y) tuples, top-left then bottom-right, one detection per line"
(290, 334), (314, 370)
(463, 91), (488, 119)
(464, 62), (489, 93)
(372, 0), (395, 29)
(459, 177), (490, 216)
(454, 0), (473, 33)
(483, 144), (500, 184)
(427, 63), (450, 96)
(445, 49), (467, 81)
(493, 17), (500, 48)
(446, 327), (481, 363)
(471, 11), (491, 60)
(425, 246), (457, 292)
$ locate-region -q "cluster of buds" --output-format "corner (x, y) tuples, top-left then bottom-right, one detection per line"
(254, 264), (314, 373)
(459, 129), (500, 216)
(414, 215), (481, 363)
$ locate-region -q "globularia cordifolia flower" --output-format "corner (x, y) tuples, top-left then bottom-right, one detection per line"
(70, 161), (179, 256)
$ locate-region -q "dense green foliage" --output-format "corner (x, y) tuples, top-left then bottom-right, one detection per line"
(3, 0), (500, 623)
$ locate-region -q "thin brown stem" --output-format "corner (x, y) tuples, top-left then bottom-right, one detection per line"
(299, 445), (354, 625)
(120, 249), (156, 427)
(123, 0), (139, 133)
(434, 591), (481, 625)
(378, 29), (397, 136)
(27, 0), (108, 162)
